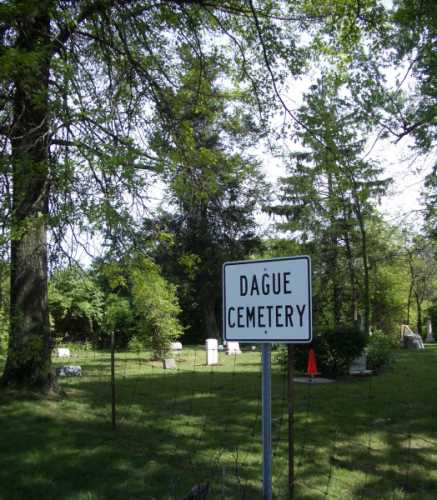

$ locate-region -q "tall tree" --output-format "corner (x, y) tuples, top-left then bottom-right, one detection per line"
(148, 51), (267, 340)
(270, 74), (389, 334)
(0, 0), (310, 390)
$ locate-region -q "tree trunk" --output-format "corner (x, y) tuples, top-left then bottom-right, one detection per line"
(345, 235), (359, 323)
(358, 220), (370, 336)
(406, 281), (413, 325)
(1, 2), (54, 392)
(330, 232), (341, 326)
(352, 199), (370, 336)
(203, 295), (219, 340)
(415, 292), (423, 337)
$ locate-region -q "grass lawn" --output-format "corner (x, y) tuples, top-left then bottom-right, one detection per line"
(1, 344), (437, 499)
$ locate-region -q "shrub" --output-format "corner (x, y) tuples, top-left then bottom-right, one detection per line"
(276, 325), (368, 377)
(130, 260), (183, 360)
(320, 326), (368, 376)
(101, 294), (136, 349)
(49, 266), (104, 343)
(366, 329), (397, 372)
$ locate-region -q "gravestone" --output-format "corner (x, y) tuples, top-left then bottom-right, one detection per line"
(349, 353), (372, 375)
(56, 347), (71, 358)
(205, 338), (218, 365)
(226, 341), (241, 355)
(401, 324), (425, 349)
(163, 358), (177, 370)
(181, 482), (209, 500)
(170, 341), (183, 351)
(56, 365), (82, 377)
(403, 331), (425, 349)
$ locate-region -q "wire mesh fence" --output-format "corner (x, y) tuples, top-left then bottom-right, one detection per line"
(47, 343), (437, 499)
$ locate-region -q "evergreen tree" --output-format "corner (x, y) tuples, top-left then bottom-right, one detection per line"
(270, 74), (389, 334)
(148, 52), (267, 340)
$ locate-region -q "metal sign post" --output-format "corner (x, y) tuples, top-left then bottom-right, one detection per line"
(222, 256), (312, 499)
(262, 343), (272, 499)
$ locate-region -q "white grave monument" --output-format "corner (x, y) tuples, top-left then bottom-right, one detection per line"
(349, 353), (372, 376)
(170, 341), (183, 351)
(205, 338), (218, 365)
(226, 341), (241, 355)
(56, 365), (82, 377)
(56, 347), (71, 358)
(401, 325), (425, 349)
(163, 358), (177, 369)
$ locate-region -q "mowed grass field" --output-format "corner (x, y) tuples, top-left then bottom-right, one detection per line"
(0, 344), (437, 499)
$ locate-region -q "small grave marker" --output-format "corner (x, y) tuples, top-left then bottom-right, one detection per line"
(56, 365), (82, 377)
(163, 358), (177, 370)
(349, 353), (372, 376)
(205, 338), (218, 365)
(226, 341), (241, 355)
(170, 342), (183, 351)
(56, 347), (71, 358)
(401, 324), (425, 349)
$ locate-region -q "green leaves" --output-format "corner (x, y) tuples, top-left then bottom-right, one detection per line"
(49, 266), (104, 342)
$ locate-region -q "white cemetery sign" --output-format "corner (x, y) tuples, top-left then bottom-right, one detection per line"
(223, 255), (312, 499)
(223, 256), (312, 343)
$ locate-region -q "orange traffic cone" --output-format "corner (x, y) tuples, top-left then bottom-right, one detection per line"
(305, 348), (320, 376)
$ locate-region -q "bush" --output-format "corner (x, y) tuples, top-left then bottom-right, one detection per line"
(49, 266), (104, 343)
(130, 260), (183, 360)
(366, 329), (397, 372)
(101, 294), (136, 349)
(276, 325), (368, 377)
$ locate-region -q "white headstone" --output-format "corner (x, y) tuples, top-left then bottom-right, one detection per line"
(206, 338), (218, 365)
(349, 354), (372, 375)
(226, 341), (241, 355)
(56, 347), (71, 358)
(170, 342), (183, 351)
(403, 331), (425, 349)
(163, 358), (177, 369)
(56, 365), (82, 377)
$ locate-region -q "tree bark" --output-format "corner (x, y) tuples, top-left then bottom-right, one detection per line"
(344, 228), (358, 324)
(357, 216), (370, 336)
(415, 292), (423, 337)
(203, 295), (219, 340)
(1, 2), (54, 391)
(406, 281), (413, 325)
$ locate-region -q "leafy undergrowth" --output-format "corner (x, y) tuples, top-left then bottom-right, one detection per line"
(0, 345), (437, 499)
